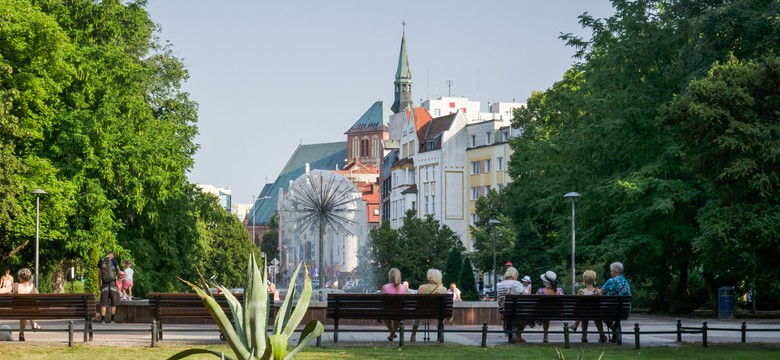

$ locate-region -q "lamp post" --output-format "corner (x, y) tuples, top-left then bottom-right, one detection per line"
(31, 189), (46, 288)
(488, 219), (501, 300)
(563, 192), (582, 295)
(251, 195), (256, 247)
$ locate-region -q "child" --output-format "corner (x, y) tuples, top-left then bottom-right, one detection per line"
(122, 260), (134, 300)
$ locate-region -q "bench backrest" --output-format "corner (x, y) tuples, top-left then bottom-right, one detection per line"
(0, 293), (95, 320)
(327, 294), (453, 321)
(148, 292), (276, 322)
(503, 294), (631, 321)
(149, 292), (246, 320)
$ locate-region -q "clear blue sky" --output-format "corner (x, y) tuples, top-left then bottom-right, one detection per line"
(145, 1), (615, 205)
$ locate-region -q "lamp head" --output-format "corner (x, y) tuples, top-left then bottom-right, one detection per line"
(487, 219), (501, 225)
(563, 192), (581, 200)
(31, 189), (46, 195)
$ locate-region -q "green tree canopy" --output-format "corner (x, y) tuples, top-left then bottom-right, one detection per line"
(369, 210), (461, 289)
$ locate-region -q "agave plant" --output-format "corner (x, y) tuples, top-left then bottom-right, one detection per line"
(168, 253), (324, 360)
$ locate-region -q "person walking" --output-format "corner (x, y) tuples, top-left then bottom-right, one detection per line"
(121, 260), (134, 300)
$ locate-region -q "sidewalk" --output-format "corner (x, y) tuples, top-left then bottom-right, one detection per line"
(1, 315), (778, 347)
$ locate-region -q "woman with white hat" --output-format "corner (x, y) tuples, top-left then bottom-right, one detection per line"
(536, 270), (563, 342)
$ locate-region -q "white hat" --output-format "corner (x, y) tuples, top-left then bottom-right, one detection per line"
(521, 275), (531, 283)
(541, 271), (557, 283)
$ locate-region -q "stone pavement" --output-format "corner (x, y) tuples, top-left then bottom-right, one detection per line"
(0, 315), (778, 347)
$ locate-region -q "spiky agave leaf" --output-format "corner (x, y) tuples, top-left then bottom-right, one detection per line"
(283, 320), (324, 360)
(214, 284), (247, 346)
(166, 349), (235, 360)
(282, 263), (314, 338)
(179, 278), (251, 360)
(273, 263), (303, 335)
(245, 253), (268, 356)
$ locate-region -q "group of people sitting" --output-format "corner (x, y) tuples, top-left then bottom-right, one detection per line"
(380, 267), (462, 342)
(497, 262), (631, 343)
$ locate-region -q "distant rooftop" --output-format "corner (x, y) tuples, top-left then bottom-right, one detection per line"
(248, 142), (348, 226)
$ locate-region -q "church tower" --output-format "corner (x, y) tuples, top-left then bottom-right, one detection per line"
(391, 30), (412, 114)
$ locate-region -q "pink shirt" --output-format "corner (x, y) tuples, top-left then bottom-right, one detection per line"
(381, 283), (407, 294)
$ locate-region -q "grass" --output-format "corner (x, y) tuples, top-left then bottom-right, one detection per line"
(0, 343), (779, 360)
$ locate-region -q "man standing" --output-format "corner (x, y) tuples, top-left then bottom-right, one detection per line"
(98, 251), (123, 323)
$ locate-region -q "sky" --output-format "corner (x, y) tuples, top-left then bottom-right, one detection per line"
(145, 1), (616, 205)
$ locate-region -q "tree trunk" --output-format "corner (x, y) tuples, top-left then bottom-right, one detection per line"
(51, 261), (65, 293)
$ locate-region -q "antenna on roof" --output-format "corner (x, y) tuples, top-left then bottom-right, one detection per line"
(446, 80), (453, 97)
(299, 138), (303, 145)
(402, 20), (406, 35)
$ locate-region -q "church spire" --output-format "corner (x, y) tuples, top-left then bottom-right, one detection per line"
(391, 23), (412, 114)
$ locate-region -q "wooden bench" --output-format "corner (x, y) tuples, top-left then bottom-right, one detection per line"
(148, 292), (275, 342)
(326, 293), (453, 344)
(0, 293), (96, 342)
(502, 294), (631, 344)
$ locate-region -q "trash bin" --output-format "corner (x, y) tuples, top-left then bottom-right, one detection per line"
(718, 286), (734, 320)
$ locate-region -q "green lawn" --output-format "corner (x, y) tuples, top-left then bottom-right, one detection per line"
(1, 343), (779, 360)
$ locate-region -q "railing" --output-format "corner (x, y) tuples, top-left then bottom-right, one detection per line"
(2, 318), (779, 348)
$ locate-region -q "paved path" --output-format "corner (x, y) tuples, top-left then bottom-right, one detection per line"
(1, 315), (778, 347)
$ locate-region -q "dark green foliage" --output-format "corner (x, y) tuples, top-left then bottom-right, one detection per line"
(443, 248), (463, 287)
(369, 211), (461, 289)
(261, 214), (280, 262)
(505, 0), (780, 311)
(458, 257), (479, 301)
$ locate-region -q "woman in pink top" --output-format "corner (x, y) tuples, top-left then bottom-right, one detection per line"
(381, 268), (407, 341)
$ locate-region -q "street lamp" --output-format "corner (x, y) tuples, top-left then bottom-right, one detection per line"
(31, 188), (46, 288)
(563, 192), (582, 295)
(488, 219), (501, 300)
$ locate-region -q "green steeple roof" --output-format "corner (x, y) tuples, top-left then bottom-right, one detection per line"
(345, 101), (392, 134)
(395, 33), (412, 81)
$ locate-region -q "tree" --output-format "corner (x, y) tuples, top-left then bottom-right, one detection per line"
(261, 213), (280, 262)
(442, 247), (463, 287)
(505, 0), (780, 311)
(458, 257), (479, 301)
(664, 57), (780, 302)
(369, 210), (461, 289)
(0, 1), (251, 295)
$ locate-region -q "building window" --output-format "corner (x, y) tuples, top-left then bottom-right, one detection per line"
(352, 138), (359, 157)
(471, 135), (476, 147)
(373, 208), (379, 216)
(497, 183), (504, 191)
(434, 109), (441, 116)
(361, 139), (369, 157)
(425, 196), (429, 214)
(471, 187), (480, 200)
(484, 159), (491, 172)
(497, 157), (504, 170)
(431, 195), (435, 214)
(471, 161), (480, 175)
(486, 132), (492, 145)
(471, 213), (478, 225)
(503, 131), (509, 142)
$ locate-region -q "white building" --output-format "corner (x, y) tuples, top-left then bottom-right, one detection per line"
(196, 184), (232, 212)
